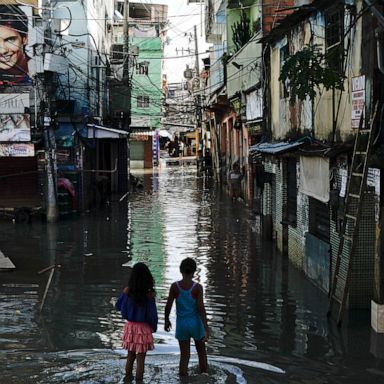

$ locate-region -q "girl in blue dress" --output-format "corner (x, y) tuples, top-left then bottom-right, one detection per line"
(116, 262), (158, 381)
(164, 257), (209, 376)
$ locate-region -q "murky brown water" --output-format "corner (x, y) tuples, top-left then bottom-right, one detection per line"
(1, 167), (384, 383)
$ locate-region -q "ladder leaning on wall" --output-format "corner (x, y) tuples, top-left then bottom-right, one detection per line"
(328, 101), (378, 326)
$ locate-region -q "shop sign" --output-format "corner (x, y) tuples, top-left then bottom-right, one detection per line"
(0, 143), (34, 157)
(351, 75), (365, 128)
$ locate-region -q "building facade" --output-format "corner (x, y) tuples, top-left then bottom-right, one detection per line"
(204, 0), (384, 322)
(111, 1), (168, 169)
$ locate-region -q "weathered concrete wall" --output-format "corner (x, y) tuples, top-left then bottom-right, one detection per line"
(270, 5), (363, 142)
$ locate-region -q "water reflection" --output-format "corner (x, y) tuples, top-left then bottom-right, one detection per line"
(0, 167), (384, 383)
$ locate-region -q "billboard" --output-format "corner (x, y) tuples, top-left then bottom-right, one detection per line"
(0, 2), (39, 84)
(0, 113), (30, 141)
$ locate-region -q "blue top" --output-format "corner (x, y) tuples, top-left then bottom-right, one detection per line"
(175, 281), (199, 319)
(116, 292), (158, 332)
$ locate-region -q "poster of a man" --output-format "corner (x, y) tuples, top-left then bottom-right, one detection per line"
(0, 5), (31, 83)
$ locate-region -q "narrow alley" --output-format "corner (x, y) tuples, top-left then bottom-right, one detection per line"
(1, 168), (383, 383)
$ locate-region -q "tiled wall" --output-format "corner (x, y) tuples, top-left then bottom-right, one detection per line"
(261, 156), (377, 309)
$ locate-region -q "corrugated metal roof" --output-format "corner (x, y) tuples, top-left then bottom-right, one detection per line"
(249, 141), (303, 155)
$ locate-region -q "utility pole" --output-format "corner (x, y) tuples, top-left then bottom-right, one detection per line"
(194, 25), (203, 165)
(123, 0), (131, 190)
(123, 0), (131, 130)
(42, 0), (58, 222)
(123, 0), (130, 83)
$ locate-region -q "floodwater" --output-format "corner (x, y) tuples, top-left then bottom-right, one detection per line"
(1, 167), (384, 384)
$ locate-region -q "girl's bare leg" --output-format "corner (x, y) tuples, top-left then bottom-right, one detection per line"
(125, 351), (136, 376)
(194, 339), (208, 373)
(135, 352), (146, 381)
(178, 340), (190, 376)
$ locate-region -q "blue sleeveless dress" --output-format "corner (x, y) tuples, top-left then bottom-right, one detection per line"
(175, 281), (205, 341)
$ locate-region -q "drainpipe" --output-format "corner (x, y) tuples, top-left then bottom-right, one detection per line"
(376, 28), (384, 75)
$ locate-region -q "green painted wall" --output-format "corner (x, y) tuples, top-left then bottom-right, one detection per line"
(131, 36), (163, 129)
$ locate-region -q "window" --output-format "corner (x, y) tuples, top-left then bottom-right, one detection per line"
(309, 197), (330, 242)
(137, 96), (149, 108)
(280, 44), (290, 99)
(286, 159), (297, 225)
(136, 62), (149, 75)
(325, 6), (344, 73)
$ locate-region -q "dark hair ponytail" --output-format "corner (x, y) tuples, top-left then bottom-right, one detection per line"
(128, 262), (155, 304)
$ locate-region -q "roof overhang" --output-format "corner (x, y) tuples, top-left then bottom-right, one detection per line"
(249, 141), (304, 155)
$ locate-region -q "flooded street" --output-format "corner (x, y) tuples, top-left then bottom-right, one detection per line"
(1, 167), (384, 383)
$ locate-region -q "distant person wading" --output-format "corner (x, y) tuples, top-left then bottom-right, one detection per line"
(228, 162), (243, 202)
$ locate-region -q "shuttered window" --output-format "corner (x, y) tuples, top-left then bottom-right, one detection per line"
(309, 197), (330, 242)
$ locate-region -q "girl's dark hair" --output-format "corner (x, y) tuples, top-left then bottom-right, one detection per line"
(128, 262), (155, 304)
(180, 258), (197, 275)
(0, 6), (28, 37)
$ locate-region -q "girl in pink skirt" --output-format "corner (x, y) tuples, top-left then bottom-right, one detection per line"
(116, 263), (158, 380)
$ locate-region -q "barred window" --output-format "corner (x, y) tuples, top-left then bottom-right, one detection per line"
(136, 62), (149, 75)
(137, 96), (149, 108)
(309, 197), (330, 242)
(280, 44), (290, 99)
(325, 6), (344, 73)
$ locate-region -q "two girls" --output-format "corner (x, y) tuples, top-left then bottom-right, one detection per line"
(116, 258), (209, 380)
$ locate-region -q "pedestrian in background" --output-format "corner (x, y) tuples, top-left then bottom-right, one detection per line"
(115, 262), (158, 381)
(164, 257), (209, 376)
(228, 162), (243, 202)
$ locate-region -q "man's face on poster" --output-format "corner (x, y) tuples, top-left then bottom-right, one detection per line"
(0, 25), (26, 71)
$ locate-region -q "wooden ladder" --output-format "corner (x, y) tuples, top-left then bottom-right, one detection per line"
(328, 102), (378, 326)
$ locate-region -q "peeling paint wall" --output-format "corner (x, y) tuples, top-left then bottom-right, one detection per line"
(270, 4), (363, 142)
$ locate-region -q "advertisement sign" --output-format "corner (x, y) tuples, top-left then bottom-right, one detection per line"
(0, 93), (29, 113)
(351, 75), (365, 128)
(0, 143), (34, 156)
(0, 2), (39, 84)
(0, 113), (31, 141)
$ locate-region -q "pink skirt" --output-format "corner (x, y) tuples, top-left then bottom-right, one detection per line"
(121, 321), (154, 353)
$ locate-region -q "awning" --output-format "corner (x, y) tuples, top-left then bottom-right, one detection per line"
(130, 129), (154, 137)
(249, 141), (303, 155)
(159, 129), (172, 139)
(87, 124), (129, 139)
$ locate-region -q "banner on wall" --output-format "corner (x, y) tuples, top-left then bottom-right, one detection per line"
(0, 2), (40, 84)
(299, 156), (330, 203)
(0, 113), (31, 141)
(351, 75), (365, 129)
(0, 93), (29, 112)
(0, 143), (34, 156)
